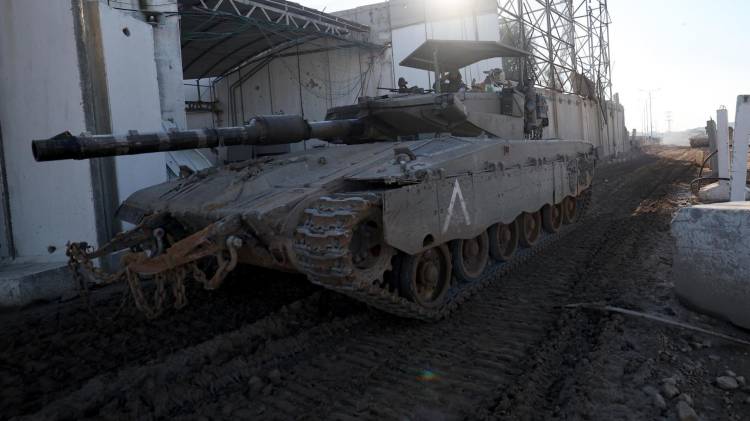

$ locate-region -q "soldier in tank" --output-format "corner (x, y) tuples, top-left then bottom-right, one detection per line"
(398, 77), (409, 93)
(397, 77), (424, 94)
(482, 68), (507, 92)
(436, 69), (466, 93)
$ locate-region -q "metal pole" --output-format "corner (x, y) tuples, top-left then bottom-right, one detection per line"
(433, 47), (441, 94)
(517, 0), (526, 88)
(601, 0), (612, 100)
(545, 0), (555, 89)
(649, 91), (653, 139)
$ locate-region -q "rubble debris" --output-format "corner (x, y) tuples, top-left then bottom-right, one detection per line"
(662, 382), (680, 399)
(716, 376), (739, 390)
(676, 400), (699, 421)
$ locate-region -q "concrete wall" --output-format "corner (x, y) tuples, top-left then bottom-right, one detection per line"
(98, 5), (167, 203)
(186, 111), (217, 130)
(0, 1), (173, 262)
(216, 41), (394, 124)
(211, 36), (394, 156)
(0, 0), (98, 262)
(543, 90), (628, 157)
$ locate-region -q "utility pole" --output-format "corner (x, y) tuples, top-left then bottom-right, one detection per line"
(649, 91), (653, 139)
(666, 111), (672, 133)
(640, 88), (660, 140)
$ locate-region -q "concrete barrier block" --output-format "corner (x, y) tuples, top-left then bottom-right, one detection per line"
(0, 262), (73, 307)
(671, 202), (750, 329)
(697, 181), (750, 203)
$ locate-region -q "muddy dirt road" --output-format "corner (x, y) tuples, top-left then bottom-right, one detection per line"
(2, 146), (749, 420)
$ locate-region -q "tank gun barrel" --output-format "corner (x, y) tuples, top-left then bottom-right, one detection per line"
(32, 115), (363, 162)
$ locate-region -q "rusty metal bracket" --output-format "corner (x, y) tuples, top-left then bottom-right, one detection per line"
(128, 215), (243, 277)
(87, 212), (169, 259)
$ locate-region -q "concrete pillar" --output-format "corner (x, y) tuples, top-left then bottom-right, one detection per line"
(706, 119), (718, 176)
(143, 0), (187, 129)
(716, 108), (730, 181)
(730, 95), (750, 202)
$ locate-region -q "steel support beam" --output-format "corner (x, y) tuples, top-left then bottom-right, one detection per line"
(497, 0), (612, 101)
(195, 0), (368, 36)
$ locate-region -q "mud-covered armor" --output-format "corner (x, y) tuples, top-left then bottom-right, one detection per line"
(32, 40), (596, 320)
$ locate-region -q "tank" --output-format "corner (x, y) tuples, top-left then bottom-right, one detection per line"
(32, 40), (596, 320)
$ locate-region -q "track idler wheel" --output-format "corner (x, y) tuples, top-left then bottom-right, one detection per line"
(489, 220), (518, 262)
(519, 211), (541, 247)
(562, 196), (577, 224)
(450, 232), (490, 282)
(542, 203), (563, 233)
(398, 245), (452, 309)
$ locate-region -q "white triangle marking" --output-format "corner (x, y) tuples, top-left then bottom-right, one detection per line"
(442, 179), (471, 233)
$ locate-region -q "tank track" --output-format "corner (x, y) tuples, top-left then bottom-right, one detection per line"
(294, 190), (592, 321)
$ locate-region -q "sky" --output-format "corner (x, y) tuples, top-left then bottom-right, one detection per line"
(295, 0), (750, 133)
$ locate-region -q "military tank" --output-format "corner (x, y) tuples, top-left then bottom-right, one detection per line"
(32, 40), (595, 320)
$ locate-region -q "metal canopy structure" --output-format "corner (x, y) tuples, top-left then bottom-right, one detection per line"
(399, 39), (530, 72)
(497, 0), (612, 101)
(179, 0), (375, 79)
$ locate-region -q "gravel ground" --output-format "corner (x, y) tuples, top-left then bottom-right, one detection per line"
(1, 146), (749, 421)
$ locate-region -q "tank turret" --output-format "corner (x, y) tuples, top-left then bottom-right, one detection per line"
(34, 40), (552, 164)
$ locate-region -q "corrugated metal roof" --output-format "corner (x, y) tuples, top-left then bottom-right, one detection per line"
(179, 0), (374, 79)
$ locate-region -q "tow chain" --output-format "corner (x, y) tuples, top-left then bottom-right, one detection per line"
(65, 214), (243, 320)
(66, 242), (190, 321)
(66, 242), (130, 322)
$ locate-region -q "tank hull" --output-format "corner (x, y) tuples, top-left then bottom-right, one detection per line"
(117, 136), (594, 281)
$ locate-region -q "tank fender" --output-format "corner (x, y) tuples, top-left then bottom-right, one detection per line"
(381, 164), (578, 255)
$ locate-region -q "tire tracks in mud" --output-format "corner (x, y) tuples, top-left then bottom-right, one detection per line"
(24, 292), (375, 421)
(6, 148), (701, 421)
(0, 269), (319, 419)
(14, 150), (702, 421)
(184, 153), (694, 421)
(488, 148), (702, 420)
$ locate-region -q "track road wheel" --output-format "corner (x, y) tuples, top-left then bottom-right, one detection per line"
(450, 232), (490, 282)
(562, 196), (577, 224)
(399, 245), (452, 309)
(519, 211), (541, 247)
(542, 203), (563, 233)
(349, 214), (394, 283)
(489, 220), (518, 262)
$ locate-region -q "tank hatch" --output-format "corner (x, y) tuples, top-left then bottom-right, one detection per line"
(346, 136), (490, 184)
